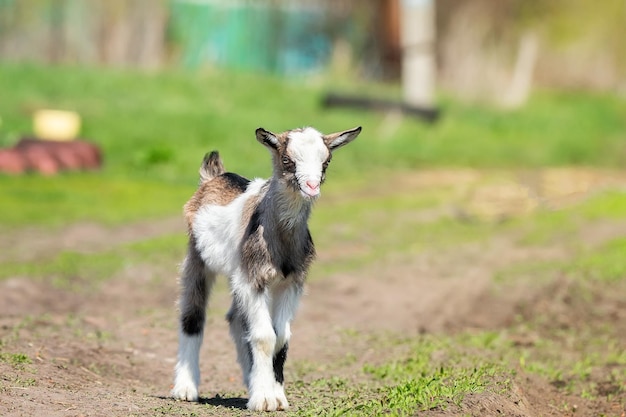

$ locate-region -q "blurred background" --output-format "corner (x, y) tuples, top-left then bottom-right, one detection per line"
(1, 0), (624, 97)
(0, 0), (625, 243)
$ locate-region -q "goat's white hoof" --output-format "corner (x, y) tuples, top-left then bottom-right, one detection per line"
(171, 383), (199, 402)
(247, 392), (289, 411)
(274, 383), (290, 410)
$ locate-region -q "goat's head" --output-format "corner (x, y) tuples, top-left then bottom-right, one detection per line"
(256, 126), (361, 199)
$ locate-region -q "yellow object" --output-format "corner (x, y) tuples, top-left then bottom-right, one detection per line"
(33, 109), (81, 141)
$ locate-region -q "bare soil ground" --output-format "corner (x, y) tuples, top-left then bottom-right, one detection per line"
(1, 171), (625, 417)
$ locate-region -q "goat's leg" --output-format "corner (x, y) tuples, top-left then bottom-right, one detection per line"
(226, 299), (253, 389)
(233, 281), (286, 411)
(269, 281), (302, 409)
(172, 239), (215, 401)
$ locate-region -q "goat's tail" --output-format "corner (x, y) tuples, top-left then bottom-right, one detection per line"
(199, 151), (225, 183)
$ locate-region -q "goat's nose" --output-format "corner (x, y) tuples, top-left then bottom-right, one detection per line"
(303, 180), (320, 197)
(305, 180), (320, 191)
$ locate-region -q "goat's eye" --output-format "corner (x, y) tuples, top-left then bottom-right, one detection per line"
(323, 156), (331, 169)
(281, 156), (295, 171)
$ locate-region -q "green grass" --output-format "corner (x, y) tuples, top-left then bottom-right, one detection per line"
(3, 173), (624, 298)
(569, 236), (626, 282)
(361, 336), (511, 414)
(1, 64), (626, 228)
(0, 352), (31, 368)
(310, 184), (494, 276)
(579, 190), (626, 220)
(284, 322), (624, 416)
(510, 189), (626, 246)
(496, 231), (626, 287)
(282, 332), (511, 415)
(0, 173), (193, 229)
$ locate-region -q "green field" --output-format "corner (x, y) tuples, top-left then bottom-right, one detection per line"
(1, 64), (625, 228)
(1, 65), (625, 416)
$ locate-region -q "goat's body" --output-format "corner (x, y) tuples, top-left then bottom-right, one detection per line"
(172, 127), (361, 411)
(175, 168), (313, 410)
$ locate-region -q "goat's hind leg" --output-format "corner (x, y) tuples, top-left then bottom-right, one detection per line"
(226, 299), (253, 389)
(172, 238), (216, 401)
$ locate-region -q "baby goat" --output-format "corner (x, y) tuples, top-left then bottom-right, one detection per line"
(172, 126), (361, 411)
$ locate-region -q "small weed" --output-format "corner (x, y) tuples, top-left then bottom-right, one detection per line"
(0, 352), (31, 367)
(15, 376), (37, 387)
(1, 374), (37, 389)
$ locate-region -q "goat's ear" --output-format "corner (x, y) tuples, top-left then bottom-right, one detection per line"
(324, 126), (362, 151)
(256, 127), (280, 151)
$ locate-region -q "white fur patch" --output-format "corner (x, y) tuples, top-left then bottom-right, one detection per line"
(270, 281), (300, 350)
(192, 179), (266, 277)
(172, 332), (203, 401)
(287, 128), (330, 196)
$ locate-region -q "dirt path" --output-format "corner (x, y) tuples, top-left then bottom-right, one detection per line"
(0, 217), (185, 263)
(1, 170), (625, 417)
(1, 229), (622, 417)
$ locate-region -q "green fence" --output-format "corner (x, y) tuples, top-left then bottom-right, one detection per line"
(170, 0), (333, 74)
(0, 0), (365, 75)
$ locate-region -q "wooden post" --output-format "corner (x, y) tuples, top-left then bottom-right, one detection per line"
(399, 0), (436, 108)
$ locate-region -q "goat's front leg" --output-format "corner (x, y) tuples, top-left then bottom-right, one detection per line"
(269, 281), (303, 409)
(234, 282), (286, 411)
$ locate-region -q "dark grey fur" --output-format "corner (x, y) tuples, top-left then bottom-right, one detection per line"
(179, 237), (215, 335)
(226, 301), (254, 384)
(240, 181), (316, 291)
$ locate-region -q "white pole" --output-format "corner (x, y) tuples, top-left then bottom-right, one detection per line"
(400, 0), (436, 108)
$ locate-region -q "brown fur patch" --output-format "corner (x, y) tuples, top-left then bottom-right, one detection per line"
(184, 176), (247, 231)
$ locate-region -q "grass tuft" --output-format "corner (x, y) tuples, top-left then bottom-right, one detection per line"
(0, 352), (32, 368)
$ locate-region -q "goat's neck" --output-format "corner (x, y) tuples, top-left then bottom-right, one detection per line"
(263, 177), (312, 232)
